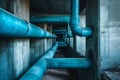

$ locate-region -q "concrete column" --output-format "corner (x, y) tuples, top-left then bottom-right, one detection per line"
(100, 0), (120, 70)
(49, 25), (53, 47)
(76, 10), (86, 56)
(43, 24), (48, 52)
(0, 0), (30, 80)
(86, 0), (100, 80)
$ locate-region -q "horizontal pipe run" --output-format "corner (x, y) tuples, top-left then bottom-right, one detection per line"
(0, 8), (56, 38)
(30, 15), (70, 23)
(46, 58), (92, 69)
(20, 42), (58, 80)
(52, 30), (66, 32)
(70, 0), (92, 37)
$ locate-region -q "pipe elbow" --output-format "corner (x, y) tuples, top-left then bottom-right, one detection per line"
(72, 26), (82, 36)
(71, 25), (92, 37)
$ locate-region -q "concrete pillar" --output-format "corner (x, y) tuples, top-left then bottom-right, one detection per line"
(0, 0), (30, 80)
(43, 24), (48, 52)
(30, 39), (44, 65)
(48, 24), (53, 48)
(100, 0), (120, 70)
(76, 9), (86, 56)
(86, 0), (100, 80)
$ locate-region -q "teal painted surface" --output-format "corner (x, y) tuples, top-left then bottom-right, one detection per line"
(42, 42), (58, 59)
(0, 8), (56, 38)
(30, 15), (70, 23)
(46, 58), (92, 69)
(70, 0), (92, 37)
(20, 42), (58, 80)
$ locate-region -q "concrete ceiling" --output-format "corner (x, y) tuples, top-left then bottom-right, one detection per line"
(30, 0), (86, 14)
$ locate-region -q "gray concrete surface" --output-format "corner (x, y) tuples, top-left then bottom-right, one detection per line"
(100, 0), (120, 70)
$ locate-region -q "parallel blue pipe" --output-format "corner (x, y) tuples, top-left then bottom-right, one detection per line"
(46, 58), (92, 69)
(52, 30), (66, 33)
(20, 42), (58, 80)
(42, 42), (58, 59)
(70, 0), (92, 36)
(0, 8), (56, 38)
(30, 15), (70, 23)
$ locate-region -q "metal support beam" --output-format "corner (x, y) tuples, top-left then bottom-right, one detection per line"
(46, 58), (92, 69)
(30, 15), (70, 23)
(0, 8), (56, 38)
(20, 42), (58, 80)
(70, 0), (92, 36)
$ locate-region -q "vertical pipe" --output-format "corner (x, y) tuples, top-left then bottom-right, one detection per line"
(70, 0), (92, 36)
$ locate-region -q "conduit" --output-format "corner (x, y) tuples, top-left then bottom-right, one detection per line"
(30, 15), (70, 23)
(70, 0), (92, 36)
(0, 8), (56, 38)
(46, 58), (92, 69)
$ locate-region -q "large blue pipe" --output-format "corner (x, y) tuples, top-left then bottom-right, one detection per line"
(70, 0), (92, 36)
(0, 8), (56, 38)
(46, 58), (92, 69)
(30, 15), (70, 23)
(20, 42), (58, 80)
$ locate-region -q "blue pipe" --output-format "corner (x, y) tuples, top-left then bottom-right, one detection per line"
(46, 58), (92, 69)
(70, 0), (92, 36)
(0, 8), (56, 38)
(42, 42), (58, 59)
(52, 30), (66, 33)
(20, 42), (58, 80)
(30, 15), (70, 23)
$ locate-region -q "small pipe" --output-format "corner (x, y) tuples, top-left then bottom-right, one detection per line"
(46, 58), (92, 69)
(70, 0), (92, 36)
(30, 15), (70, 23)
(0, 8), (56, 38)
(20, 42), (58, 80)
(52, 30), (66, 33)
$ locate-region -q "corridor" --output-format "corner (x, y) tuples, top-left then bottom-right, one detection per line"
(0, 0), (120, 80)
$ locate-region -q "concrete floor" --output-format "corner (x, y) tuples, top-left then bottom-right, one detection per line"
(101, 65), (120, 80)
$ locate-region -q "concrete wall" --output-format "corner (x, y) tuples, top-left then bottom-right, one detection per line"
(100, 0), (120, 70)
(0, 0), (53, 80)
(30, 23), (53, 65)
(0, 0), (30, 80)
(76, 10), (86, 56)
